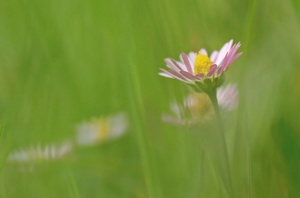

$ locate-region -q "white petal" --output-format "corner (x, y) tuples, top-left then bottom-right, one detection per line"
(199, 48), (208, 56)
(188, 52), (197, 64)
(215, 40), (233, 66)
(210, 50), (219, 62)
(176, 61), (187, 72)
(159, 72), (173, 78)
(164, 59), (181, 72)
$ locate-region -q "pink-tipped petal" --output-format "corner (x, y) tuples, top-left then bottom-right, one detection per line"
(176, 61), (187, 71)
(230, 43), (241, 58)
(196, 73), (204, 79)
(216, 52), (242, 76)
(207, 64), (218, 77)
(217, 42), (242, 74)
(180, 70), (200, 81)
(164, 58), (183, 72)
(160, 68), (189, 82)
(215, 39), (233, 66)
(168, 70), (189, 81)
(164, 58), (180, 72)
(226, 52), (242, 69)
(217, 66), (225, 76)
(170, 59), (185, 71)
(221, 50), (242, 71)
(180, 53), (193, 74)
(222, 42), (241, 68)
(199, 48), (208, 56)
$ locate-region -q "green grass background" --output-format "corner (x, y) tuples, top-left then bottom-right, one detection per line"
(0, 0), (300, 197)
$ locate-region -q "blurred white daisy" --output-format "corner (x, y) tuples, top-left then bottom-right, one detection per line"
(8, 140), (73, 163)
(159, 39), (242, 92)
(76, 112), (128, 146)
(162, 84), (238, 126)
(217, 84), (239, 111)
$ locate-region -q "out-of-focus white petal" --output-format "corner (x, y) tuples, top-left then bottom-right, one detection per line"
(162, 84), (239, 126)
(217, 84), (239, 111)
(8, 141), (73, 164)
(108, 113), (128, 138)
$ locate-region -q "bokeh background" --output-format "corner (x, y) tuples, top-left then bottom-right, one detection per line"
(0, 0), (300, 197)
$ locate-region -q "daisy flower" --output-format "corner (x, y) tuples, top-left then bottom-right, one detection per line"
(76, 112), (128, 146)
(159, 39), (242, 92)
(8, 141), (73, 163)
(162, 84), (238, 126)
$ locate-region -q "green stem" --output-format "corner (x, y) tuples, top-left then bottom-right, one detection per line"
(207, 88), (233, 197)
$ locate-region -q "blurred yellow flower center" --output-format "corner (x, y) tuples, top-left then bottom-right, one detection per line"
(194, 54), (213, 75)
(94, 118), (111, 141)
(187, 93), (213, 119)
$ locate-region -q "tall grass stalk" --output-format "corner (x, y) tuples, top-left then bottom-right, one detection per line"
(126, 61), (161, 198)
(207, 88), (233, 197)
(65, 168), (81, 198)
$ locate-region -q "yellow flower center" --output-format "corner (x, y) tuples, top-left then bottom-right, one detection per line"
(194, 54), (213, 75)
(95, 118), (111, 141)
